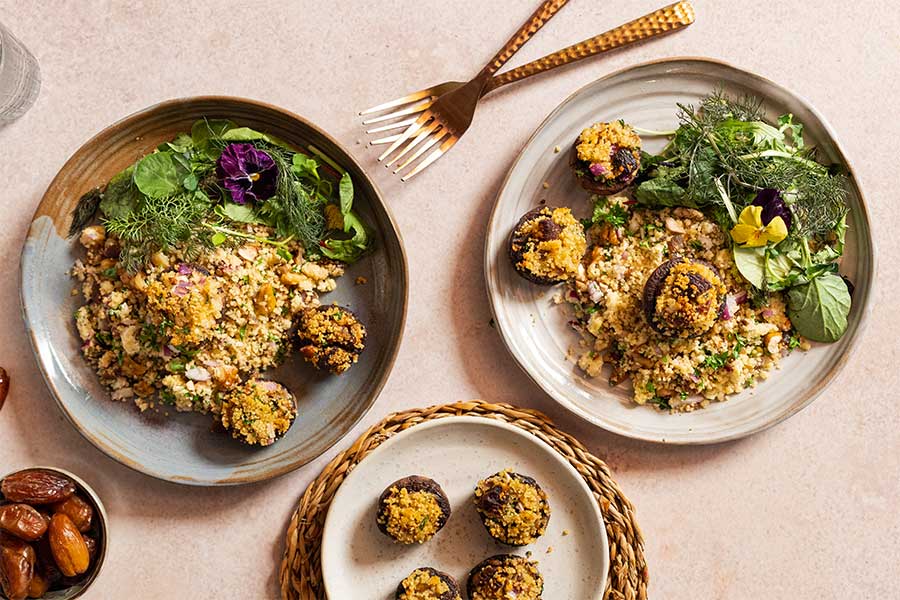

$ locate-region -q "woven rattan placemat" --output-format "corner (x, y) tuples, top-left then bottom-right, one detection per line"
(279, 400), (648, 600)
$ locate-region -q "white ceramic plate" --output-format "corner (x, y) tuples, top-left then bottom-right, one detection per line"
(321, 416), (609, 599)
(485, 58), (874, 444)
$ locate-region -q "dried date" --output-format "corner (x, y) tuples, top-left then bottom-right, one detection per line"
(51, 496), (93, 533)
(26, 572), (49, 598)
(47, 514), (89, 578)
(0, 367), (8, 411)
(0, 504), (47, 542)
(0, 532), (35, 600)
(1, 471), (76, 505)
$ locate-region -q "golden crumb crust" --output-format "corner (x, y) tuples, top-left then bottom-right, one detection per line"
(219, 379), (296, 446)
(649, 259), (726, 337)
(377, 487), (444, 544)
(467, 555), (543, 600)
(397, 569), (460, 600)
(575, 121), (641, 179)
(474, 470), (550, 546)
(297, 304), (366, 374)
(510, 207), (586, 284)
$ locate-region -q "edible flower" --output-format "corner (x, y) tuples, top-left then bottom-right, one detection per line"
(730, 189), (790, 247)
(216, 143), (277, 204)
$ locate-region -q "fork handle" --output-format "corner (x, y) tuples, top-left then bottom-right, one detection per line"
(479, 0), (570, 78)
(483, 1), (695, 93)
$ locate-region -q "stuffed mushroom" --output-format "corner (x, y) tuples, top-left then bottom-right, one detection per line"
(219, 378), (296, 446)
(509, 207), (586, 285)
(466, 555), (544, 600)
(571, 121), (642, 195)
(376, 476), (451, 545)
(642, 256), (726, 338)
(474, 470), (550, 546)
(296, 304), (366, 375)
(395, 567), (462, 600)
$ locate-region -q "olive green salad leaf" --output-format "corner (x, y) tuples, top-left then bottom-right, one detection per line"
(787, 273), (851, 343)
(635, 90), (853, 342)
(133, 152), (186, 198)
(68, 119), (374, 272)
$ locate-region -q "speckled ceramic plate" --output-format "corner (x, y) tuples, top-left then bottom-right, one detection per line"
(20, 97), (407, 485)
(320, 416), (609, 600)
(485, 58), (874, 444)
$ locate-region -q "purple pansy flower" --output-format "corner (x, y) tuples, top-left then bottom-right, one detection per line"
(751, 188), (792, 231)
(216, 143), (277, 204)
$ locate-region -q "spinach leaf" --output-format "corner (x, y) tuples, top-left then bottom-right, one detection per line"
(634, 178), (688, 207)
(733, 246), (766, 289)
(338, 172), (353, 216)
(787, 272), (851, 342)
(221, 127), (296, 151)
(133, 152), (185, 198)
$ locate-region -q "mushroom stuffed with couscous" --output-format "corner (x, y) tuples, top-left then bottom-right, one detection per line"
(395, 567), (462, 600)
(376, 476), (451, 545)
(508, 207), (586, 285)
(296, 304), (367, 375)
(571, 121), (642, 195)
(218, 378), (297, 446)
(466, 555), (544, 600)
(473, 470), (550, 546)
(642, 256), (727, 338)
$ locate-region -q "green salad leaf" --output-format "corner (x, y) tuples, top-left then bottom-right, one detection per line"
(321, 211), (372, 262)
(787, 272), (851, 342)
(733, 246), (765, 289)
(133, 152), (186, 198)
(339, 172), (353, 216)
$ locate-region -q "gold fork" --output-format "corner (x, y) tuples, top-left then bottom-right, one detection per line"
(361, 1), (695, 181)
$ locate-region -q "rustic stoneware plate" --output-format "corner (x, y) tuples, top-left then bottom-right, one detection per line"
(321, 416), (609, 599)
(21, 97), (407, 485)
(485, 58), (874, 444)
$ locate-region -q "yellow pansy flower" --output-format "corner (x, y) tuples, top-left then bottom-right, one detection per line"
(730, 205), (788, 247)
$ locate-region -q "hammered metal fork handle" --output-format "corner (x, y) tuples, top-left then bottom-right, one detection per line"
(484, 1), (695, 93)
(479, 0), (570, 77)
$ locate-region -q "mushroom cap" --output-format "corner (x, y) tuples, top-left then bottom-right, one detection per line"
(395, 567), (461, 600)
(642, 256), (726, 338)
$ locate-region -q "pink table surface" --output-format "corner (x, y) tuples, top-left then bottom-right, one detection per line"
(1, 1), (897, 598)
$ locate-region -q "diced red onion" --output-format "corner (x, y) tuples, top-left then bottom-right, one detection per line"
(762, 308), (774, 318)
(589, 163), (607, 176)
(177, 263), (192, 275)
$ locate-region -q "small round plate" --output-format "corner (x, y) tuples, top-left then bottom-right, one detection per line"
(321, 416), (609, 600)
(485, 58), (874, 444)
(21, 97), (408, 485)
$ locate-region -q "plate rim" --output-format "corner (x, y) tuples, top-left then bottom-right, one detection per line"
(320, 414), (610, 599)
(19, 95), (409, 485)
(484, 56), (876, 444)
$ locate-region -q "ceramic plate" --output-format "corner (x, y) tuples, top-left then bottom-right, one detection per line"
(485, 58), (874, 444)
(321, 416), (609, 599)
(21, 97), (407, 485)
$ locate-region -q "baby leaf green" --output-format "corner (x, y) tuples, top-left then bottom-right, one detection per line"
(787, 272), (851, 342)
(134, 152), (184, 198)
(338, 172), (353, 216)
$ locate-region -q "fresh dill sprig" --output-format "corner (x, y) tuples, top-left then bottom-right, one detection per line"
(104, 192), (212, 271)
(638, 89), (848, 237)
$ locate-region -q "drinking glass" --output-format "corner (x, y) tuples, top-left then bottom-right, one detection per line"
(0, 22), (41, 124)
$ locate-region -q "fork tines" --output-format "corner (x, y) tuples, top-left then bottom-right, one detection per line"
(360, 85), (460, 181)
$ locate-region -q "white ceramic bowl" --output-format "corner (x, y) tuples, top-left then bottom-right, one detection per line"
(320, 416), (609, 599)
(485, 58), (874, 444)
